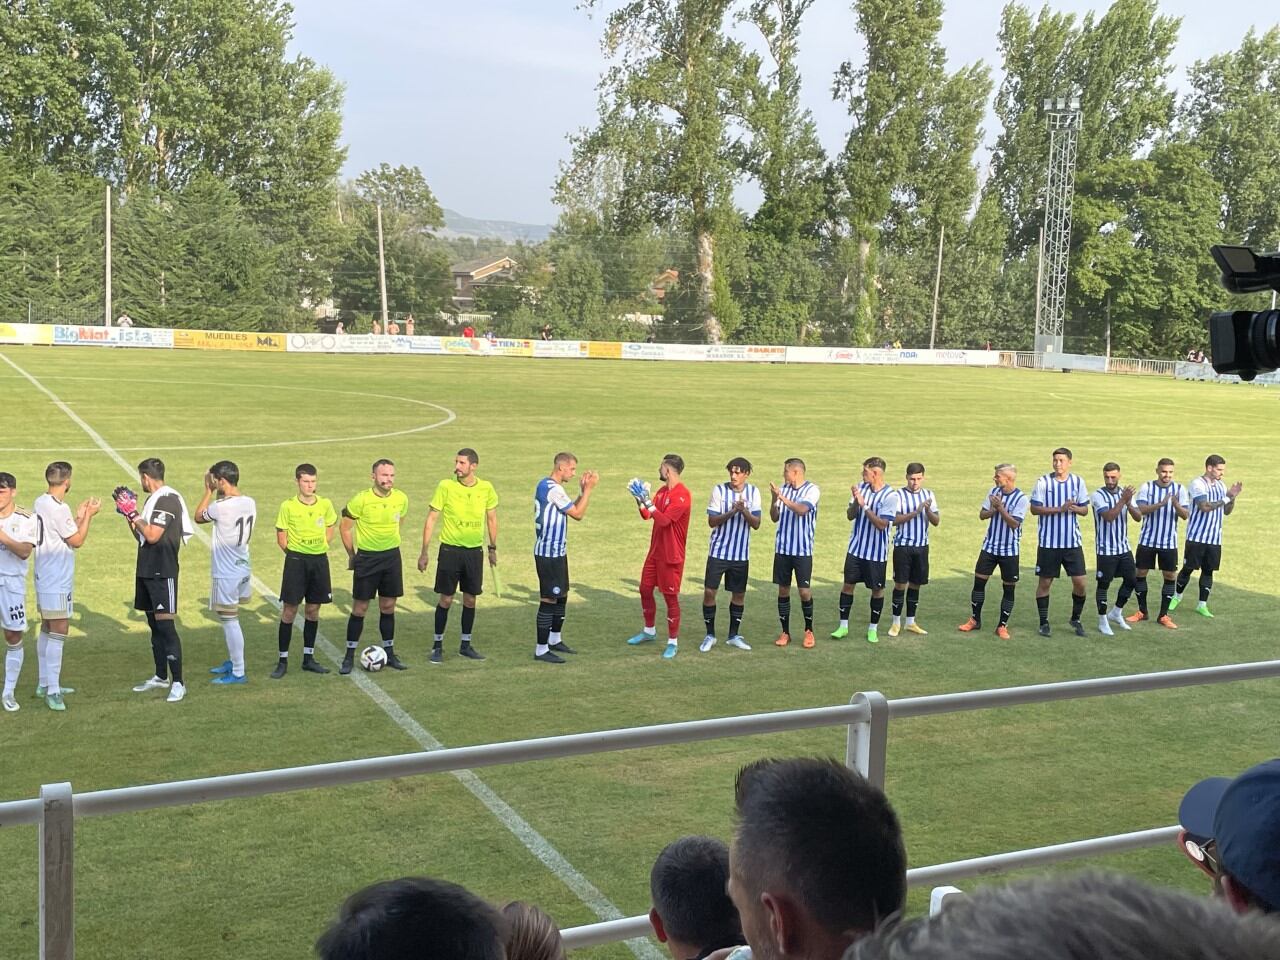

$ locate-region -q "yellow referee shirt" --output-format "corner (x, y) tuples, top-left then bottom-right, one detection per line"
(275, 495), (338, 554)
(429, 478), (498, 548)
(345, 488), (409, 552)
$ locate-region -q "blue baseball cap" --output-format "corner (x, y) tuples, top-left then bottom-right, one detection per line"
(1179, 758), (1280, 912)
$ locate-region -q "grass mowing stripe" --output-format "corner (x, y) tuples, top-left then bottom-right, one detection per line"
(0, 350), (662, 960)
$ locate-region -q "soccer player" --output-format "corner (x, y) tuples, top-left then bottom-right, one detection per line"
(532, 452), (598, 664)
(958, 464), (1027, 639)
(120, 458), (194, 703)
(626, 454), (691, 659)
(1029, 447), (1090, 638)
(0, 473), (38, 713)
(32, 462), (101, 710)
(1090, 463), (1138, 636)
(1170, 454), (1242, 620)
(832, 457), (900, 645)
(1128, 458), (1190, 628)
(417, 449), (499, 664)
(889, 462), (939, 637)
(340, 459), (409, 674)
(701, 457), (761, 653)
(770, 458), (819, 648)
(195, 461), (256, 685)
(272, 463), (337, 678)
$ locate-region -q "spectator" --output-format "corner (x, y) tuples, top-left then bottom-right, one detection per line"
(984, 340), (992, 351)
(316, 876), (506, 960)
(1187, 348), (1198, 362)
(485, 328), (496, 342)
(406, 315), (415, 337)
(387, 319), (400, 336)
(892, 339), (902, 350)
(729, 758), (905, 960)
(501, 901), (564, 960)
(116, 312), (133, 328)
(1196, 349), (1207, 363)
(649, 836), (743, 960)
(373, 319), (382, 336)
(1179, 758), (1280, 915)
(846, 871), (1280, 960)
(541, 324), (554, 341)
(335, 320), (345, 335)
(463, 323), (477, 338)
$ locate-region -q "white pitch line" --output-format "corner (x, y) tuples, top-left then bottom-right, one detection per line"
(0, 351), (660, 960)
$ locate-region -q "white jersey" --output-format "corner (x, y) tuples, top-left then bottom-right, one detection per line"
(0, 508), (38, 579)
(201, 495), (256, 580)
(34, 493), (79, 592)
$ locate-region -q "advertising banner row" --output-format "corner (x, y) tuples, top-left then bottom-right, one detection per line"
(1175, 360), (1280, 386)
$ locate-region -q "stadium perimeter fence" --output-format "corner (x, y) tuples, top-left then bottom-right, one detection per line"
(4, 658), (1279, 960)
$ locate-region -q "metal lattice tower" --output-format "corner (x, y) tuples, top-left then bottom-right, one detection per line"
(1036, 96), (1082, 355)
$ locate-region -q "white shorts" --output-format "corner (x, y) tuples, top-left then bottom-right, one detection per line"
(37, 591), (74, 619)
(0, 579), (28, 632)
(210, 575), (251, 612)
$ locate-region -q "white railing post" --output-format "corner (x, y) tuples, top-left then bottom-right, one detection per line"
(846, 691), (889, 788)
(40, 782), (74, 960)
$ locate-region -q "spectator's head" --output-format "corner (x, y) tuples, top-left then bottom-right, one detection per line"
(846, 871), (1280, 960)
(1179, 758), (1280, 914)
(501, 901), (564, 960)
(730, 758), (906, 960)
(315, 876), (506, 960)
(649, 836), (743, 960)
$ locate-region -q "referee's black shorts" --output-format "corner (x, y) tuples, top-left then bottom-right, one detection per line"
(772, 554), (813, 589)
(280, 550), (333, 606)
(892, 545), (929, 586)
(1095, 551), (1136, 585)
(1135, 544), (1178, 573)
(1035, 546), (1087, 579)
(435, 543), (484, 597)
(352, 548), (404, 601)
(842, 553), (887, 590)
(704, 557), (749, 593)
(975, 550), (1019, 583)
(535, 555), (569, 601)
(1183, 540), (1222, 573)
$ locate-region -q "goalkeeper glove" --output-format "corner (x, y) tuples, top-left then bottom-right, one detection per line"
(627, 478), (654, 512)
(112, 485), (140, 522)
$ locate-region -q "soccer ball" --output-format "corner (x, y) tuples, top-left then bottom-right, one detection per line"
(359, 645), (388, 672)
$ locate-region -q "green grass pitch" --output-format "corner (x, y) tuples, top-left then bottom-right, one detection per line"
(0, 347), (1275, 959)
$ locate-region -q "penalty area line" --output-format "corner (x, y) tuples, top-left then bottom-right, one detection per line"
(0, 350), (659, 960)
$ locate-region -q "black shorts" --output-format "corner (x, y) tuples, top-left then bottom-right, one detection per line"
(975, 550), (1019, 583)
(892, 545), (930, 586)
(535, 555), (569, 601)
(1095, 552), (1137, 584)
(280, 551), (332, 606)
(705, 557), (749, 593)
(1183, 541), (1222, 573)
(435, 544), (483, 597)
(843, 553), (887, 590)
(1035, 546), (1087, 579)
(772, 554), (812, 589)
(134, 576), (178, 614)
(352, 548), (404, 601)
(1135, 545), (1178, 573)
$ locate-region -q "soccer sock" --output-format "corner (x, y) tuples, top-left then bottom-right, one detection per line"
(3, 644), (24, 697)
(703, 604), (716, 637)
(1036, 594), (1050, 626)
(345, 614), (363, 655)
(154, 619), (183, 684)
(302, 619), (318, 657)
(551, 597), (567, 637)
(905, 588), (920, 622)
(1175, 565), (1193, 596)
(640, 588), (657, 631)
(1116, 580), (1134, 608)
(1159, 579), (1175, 617)
(460, 605), (476, 645)
(1096, 585), (1110, 616)
(838, 592), (853, 625)
(37, 630), (49, 688)
(999, 585), (1016, 627)
(801, 598), (814, 631)
(891, 588), (905, 621)
(146, 612), (167, 679)
(536, 604), (553, 655)
(970, 576), (987, 623)
(663, 593), (681, 640)
(778, 596), (791, 634)
(434, 604), (449, 640)
(728, 603), (744, 638)
(869, 596), (884, 627)
(379, 612), (395, 649)
(1070, 592), (1085, 623)
(1198, 573), (1213, 604)
(221, 616), (246, 676)
(45, 633), (66, 695)
(277, 620), (292, 657)
(1134, 577), (1149, 614)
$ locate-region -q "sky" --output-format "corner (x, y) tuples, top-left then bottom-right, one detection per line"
(288, 1), (1276, 225)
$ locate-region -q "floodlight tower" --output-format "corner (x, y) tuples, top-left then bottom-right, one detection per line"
(1036, 95), (1082, 355)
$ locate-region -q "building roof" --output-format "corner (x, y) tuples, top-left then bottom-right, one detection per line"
(451, 255), (517, 277)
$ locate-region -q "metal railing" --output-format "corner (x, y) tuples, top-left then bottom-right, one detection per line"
(8, 659), (1279, 959)
(1000, 351), (1178, 377)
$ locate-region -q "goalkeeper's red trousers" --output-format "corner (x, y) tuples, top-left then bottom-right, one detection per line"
(639, 554), (682, 638)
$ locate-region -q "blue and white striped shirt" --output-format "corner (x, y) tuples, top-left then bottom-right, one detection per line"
(707, 482), (761, 562)
(1186, 477), (1227, 545)
(1136, 480), (1188, 550)
(533, 477), (574, 558)
(1031, 473), (1089, 548)
(847, 484), (900, 562)
(1090, 487), (1132, 556)
(774, 481), (820, 557)
(894, 488), (937, 548)
(981, 486), (1028, 557)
